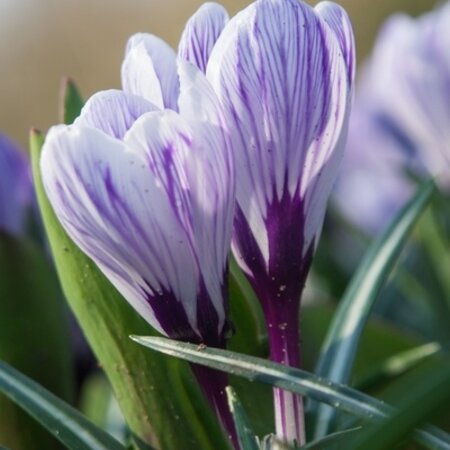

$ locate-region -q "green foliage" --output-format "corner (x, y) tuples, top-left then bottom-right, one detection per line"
(59, 77), (84, 125)
(346, 359), (450, 450)
(226, 387), (259, 450)
(311, 180), (435, 437)
(132, 336), (450, 450)
(0, 360), (125, 450)
(0, 233), (74, 449)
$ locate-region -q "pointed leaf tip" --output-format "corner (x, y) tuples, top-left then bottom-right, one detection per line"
(59, 76), (84, 124)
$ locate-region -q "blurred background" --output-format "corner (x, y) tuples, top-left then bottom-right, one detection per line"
(0, 0), (440, 148)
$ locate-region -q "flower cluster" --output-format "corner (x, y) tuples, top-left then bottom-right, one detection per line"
(40, 0), (354, 446)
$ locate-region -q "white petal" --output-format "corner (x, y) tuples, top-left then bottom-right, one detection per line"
(41, 123), (200, 336)
(178, 2), (229, 73)
(207, 0), (352, 265)
(125, 110), (234, 332)
(122, 34), (179, 110)
(74, 89), (159, 138)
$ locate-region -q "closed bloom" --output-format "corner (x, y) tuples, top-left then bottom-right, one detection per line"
(0, 133), (34, 236)
(206, 0), (354, 444)
(42, 65), (234, 347)
(41, 8), (238, 443)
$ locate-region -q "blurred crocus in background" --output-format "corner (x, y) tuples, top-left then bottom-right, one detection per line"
(206, 0), (354, 444)
(335, 1), (450, 233)
(0, 133), (34, 236)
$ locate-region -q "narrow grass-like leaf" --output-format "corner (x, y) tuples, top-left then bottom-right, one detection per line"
(0, 233), (74, 449)
(311, 180), (434, 437)
(354, 342), (441, 391)
(131, 336), (450, 450)
(346, 361), (450, 450)
(228, 258), (273, 436)
(31, 129), (228, 450)
(229, 258), (266, 355)
(300, 427), (361, 450)
(59, 77), (84, 124)
(226, 387), (259, 450)
(0, 360), (125, 450)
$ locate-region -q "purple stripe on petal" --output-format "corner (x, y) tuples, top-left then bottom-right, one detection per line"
(41, 123), (202, 338)
(208, 0), (351, 272)
(0, 134), (33, 236)
(178, 2), (229, 73)
(75, 90), (159, 139)
(315, 1), (356, 86)
(125, 110), (234, 335)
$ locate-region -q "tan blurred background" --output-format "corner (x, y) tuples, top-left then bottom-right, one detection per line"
(0, 0), (439, 148)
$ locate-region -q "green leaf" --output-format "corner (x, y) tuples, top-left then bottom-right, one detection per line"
(59, 77), (84, 124)
(228, 257), (267, 356)
(131, 336), (450, 450)
(228, 258), (273, 437)
(0, 360), (125, 450)
(346, 360), (450, 450)
(300, 427), (362, 450)
(226, 387), (260, 450)
(30, 129), (228, 450)
(311, 180), (434, 437)
(353, 342), (441, 391)
(0, 233), (74, 449)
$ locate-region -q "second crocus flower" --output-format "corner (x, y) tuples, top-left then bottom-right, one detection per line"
(41, 62), (238, 445)
(207, 0), (355, 444)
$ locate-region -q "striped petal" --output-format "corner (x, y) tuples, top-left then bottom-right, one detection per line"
(178, 2), (229, 73)
(121, 34), (179, 110)
(74, 90), (159, 138)
(41, 109), (233, 344)
(207, 0), (352, 292)
(0, 134), (33, 235)
(315, 1), (355, 86)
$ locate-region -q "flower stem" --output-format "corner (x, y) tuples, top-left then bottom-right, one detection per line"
(265, 299), (305, 446)
(191, 364), (239, 449)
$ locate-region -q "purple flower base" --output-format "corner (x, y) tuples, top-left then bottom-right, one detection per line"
(265, 299), (305, 445)
(191, 363), (239, 449)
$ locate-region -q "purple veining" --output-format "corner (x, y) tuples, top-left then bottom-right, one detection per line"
(208, 0), (354, 444)
(41, 28), (237, 443)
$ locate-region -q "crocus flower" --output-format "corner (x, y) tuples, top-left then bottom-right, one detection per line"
(336, 2), (450, 233)
(206, 0), (355, 444)
(0, 133), (34, 236)
(41, 10), (238, 442)
(334, 94), (418, 234)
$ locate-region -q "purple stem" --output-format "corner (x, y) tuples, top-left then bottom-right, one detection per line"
(265, 297), (305, 446)
(191, 363), (239, 449)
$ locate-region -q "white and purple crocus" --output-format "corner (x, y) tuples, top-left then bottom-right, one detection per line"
(207, 0), (354, 444)
(41, 4), (237, 443)
(41, 0), (354, 446)
(0, 134), (34, 236)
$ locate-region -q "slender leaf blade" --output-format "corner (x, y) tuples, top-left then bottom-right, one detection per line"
(0, 360), (125, 450)
(226, 387), (260, 450)
(131, 336), (450, 450)
(346, 361), (450, 450)
(300, 427), (362, 450)
(0, 233), (74, 449)
(59, 77), (84, 124)
(312, 180), (434, 437)
(354, 342), (441, 391)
